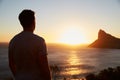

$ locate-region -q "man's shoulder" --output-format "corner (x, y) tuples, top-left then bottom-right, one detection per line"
(33, 34), (45, 42)
(13, 31), (45, 41)
(9, 32), (21, 42)
(9, 32), (46, 46)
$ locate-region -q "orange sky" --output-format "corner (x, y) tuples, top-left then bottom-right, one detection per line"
(0, 0), (120, 45)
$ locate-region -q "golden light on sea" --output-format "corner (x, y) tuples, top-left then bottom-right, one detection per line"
(66, 51), (81, 75)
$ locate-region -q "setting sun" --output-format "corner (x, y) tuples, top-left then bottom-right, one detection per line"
(59, 28), (87, 45)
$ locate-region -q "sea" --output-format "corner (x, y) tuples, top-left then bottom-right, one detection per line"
(0, 43), (120, 80)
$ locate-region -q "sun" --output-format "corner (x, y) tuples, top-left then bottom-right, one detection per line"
(59, 28), (87, 45)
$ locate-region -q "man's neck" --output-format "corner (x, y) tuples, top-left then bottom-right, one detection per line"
(23, 28), (34, 33)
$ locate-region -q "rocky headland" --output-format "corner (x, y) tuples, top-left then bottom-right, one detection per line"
(89, 29), (120, 49)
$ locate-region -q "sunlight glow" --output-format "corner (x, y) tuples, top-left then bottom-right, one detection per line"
(59, 28), (87, 45)
(65, 51), (83, 75)
(67, 51), (80, 65)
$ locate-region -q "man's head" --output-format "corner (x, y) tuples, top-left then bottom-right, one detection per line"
(19, 9), (35, 31)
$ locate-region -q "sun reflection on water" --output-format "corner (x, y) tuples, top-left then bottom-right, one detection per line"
(50, 48), (96, 79)
(66, 67), (81, 75)
(66, 50), (83, 75)
(68, 51), (80, 66)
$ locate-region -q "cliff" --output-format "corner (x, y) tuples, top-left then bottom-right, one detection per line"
(89, 29), (120, 49)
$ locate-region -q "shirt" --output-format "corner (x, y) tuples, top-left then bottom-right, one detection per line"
(9, 31), (47, 80)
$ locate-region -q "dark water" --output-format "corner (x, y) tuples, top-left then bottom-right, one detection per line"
(0, 44), (120, 79)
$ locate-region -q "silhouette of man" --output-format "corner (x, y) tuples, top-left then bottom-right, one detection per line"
(8, 9), (51, 80)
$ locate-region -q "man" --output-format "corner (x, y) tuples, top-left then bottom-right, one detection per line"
(8, 9), (51, 80)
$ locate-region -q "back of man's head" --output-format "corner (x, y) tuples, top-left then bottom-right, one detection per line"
(19, 9), (35, 28)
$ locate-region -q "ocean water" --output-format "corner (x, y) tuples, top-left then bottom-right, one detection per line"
(0, 44), (120, 80)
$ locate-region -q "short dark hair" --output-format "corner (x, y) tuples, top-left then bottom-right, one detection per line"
(18, 9), (35, 28)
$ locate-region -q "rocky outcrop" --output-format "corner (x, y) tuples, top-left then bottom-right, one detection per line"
(89, 29), (120, 49)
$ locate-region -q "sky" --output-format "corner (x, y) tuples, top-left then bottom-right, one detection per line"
(0, 0), (120, 44)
